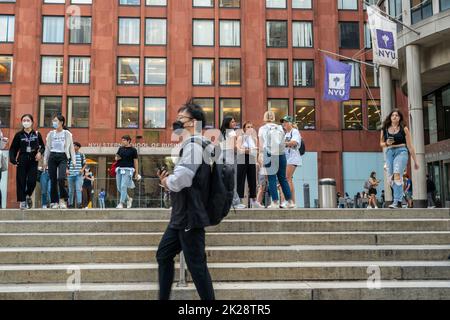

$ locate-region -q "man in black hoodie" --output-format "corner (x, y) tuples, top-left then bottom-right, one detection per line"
(426, 174), (436, 208)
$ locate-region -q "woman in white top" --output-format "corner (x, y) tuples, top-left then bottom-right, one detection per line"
(281, 115), (302, 207)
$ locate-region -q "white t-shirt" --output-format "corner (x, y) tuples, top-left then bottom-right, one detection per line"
(284, 128), (302, 166)
(220, 130), (237, 164)
(50, 131), (66, 153)
(258, 123), (285, 155)
(241, 134), (256, 149)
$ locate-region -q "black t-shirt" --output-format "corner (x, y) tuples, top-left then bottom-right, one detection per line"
(116, 146), (138, 168)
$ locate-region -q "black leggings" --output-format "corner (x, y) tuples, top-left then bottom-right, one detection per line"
(16, 154), (38, 202)
(236, 154), (257, 199)
(48, 152), (68, 204)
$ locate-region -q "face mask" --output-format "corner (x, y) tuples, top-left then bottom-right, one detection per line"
(52, 121), (59, 129)
(22, 121), (32, 129)
(172, 121), (184, 131)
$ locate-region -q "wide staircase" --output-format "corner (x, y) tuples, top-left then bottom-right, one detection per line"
(0, 208), (449, 300)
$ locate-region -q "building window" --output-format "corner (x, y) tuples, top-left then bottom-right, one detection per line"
(146, 18), (167, 45)
(193, 0), (214, 7)
(44, 0), (65, 2)
(388, 0), (403, 31)
(193, 59), (214, 86)
(219, 0), (240, 7)
(0, 56), (13, 83)
(144, 98), (166, 129)
(42, 16), (65, 43)
(364, 23), (372, 49)
(368, 100), (381, 130)
(441, 0), (450, 11)
(220, 99), (241, 127)
(292, 0), (312, 9)
(339, 22), (359, 49)
(69, 57), (90, 84)
(220, 20), (240, 46)
(292, 21), (313, 47)
(193, 20), (214, 46)
(338, 0), (357, 10)
(41, 56), (63, 84)
(71, 0), (93, 3)
(293, 60), (314, 87)
(366, 62), (379, 87)
(192, 98), (215, 128)
(0, 96), (11, 128)
(147, 0), (167, 5)
(267, 60), (288, 87)
(343, 61), (360, 87)
(117, 97), (139, 128)
(266, 21), (288, 47)
(69, 16), (91, 44)
(343, 100), (362, 130)
(411, 0), (433, 24)
(39, 97), (62, 128)
(118, 58), (140, 85)
(266, 0), (287, 8)
(145, 58), (166, 85)
(67, 97), (89, 128)
(119, 18), (140, 45)
(295, 99), (315, 130)
(120, 0), (140, 5)
(268, 99), (289, 123)
(220, 59), (241, 86)
(0, 15), (14, 43)
(363, 0), (377, 10)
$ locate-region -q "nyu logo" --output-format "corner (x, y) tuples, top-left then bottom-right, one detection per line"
(328, 73), (346, 96)
(376, 29), (394, 50)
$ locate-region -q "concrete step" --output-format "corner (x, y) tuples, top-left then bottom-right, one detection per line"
(1, 261), (450, 284)
(1, 231), (450, 247)
(1, 208), (448, 221)
(1, 280), (449, 300)
(0, 219), (448, 233)
(1, 245), (449, 264)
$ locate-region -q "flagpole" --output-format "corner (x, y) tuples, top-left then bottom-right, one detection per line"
(317, 49), (376, 67)
(363, 1), (421, 36)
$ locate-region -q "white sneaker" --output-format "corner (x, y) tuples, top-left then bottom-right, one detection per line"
(19, 202), (27, 210)
(374, 206), (378, 209)
(235, 204), (246, 209)
(59, 200), (67, 209)
(42, 205), (47, 209)
(84, 207), (89, 210)
(127, 197), (133, 209)
(268, 202), (280, 209)
(251, 201), (263, 208)
(287, 201), (296, 209)
(116, 203), (124, 209)
(367, 205), (373, 209)
(280, 201), (288, 209)
(50, 203), (59, 209)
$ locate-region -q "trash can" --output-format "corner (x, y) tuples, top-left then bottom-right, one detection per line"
(318, 178), (336, 208)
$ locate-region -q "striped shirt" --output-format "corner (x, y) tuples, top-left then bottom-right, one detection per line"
(68, 152), (85, 176)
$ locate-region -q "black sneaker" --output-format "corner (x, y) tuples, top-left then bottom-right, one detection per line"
(26, 196), (33, 209)
(397, 201), (403, 208)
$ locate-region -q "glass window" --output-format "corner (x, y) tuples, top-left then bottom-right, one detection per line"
(268, 99), (289, 123)
(220, 99), (241, 127)
(146, 18), (166, 45)
(69, 16), (91, 44)
(145, 58), (166, 85)
(295, 99), (315, 130)
(366, 62), (379, 87)
(193, 0), (214, 7)
(338, 0), (357, 10)
(118, 57), (140, 85)
(411, 0), (433, 24)
(220, 59), (241, 86)
(41, 56), (63, 84)
(44, 0), (64, 3)
(119, 18), (140, 45)
(0, 15), (14, 43)
(147, 0), (167, 5)
(192, 98), (215, 129)
(0, 96), (11, 128)
(39, 97), (62, 127)
(72, 0), (93, 3)
(267, 60), (288, 87)
(193, 20), (214, 46)
(220, 20), (240, 46)
(42, 16), (65, 43)
(343, 100), (362, 130)
(423, 93), (437, 145)
(0, 56), (13, 83)
(266, 0), (287, 8)
(364, 23), (372, 49)
(193, 59), (214, 86)
(339, 22), (359, 49)
(292, 0), (312, 9)
(69, 57), (90, 84)
(0, 0), (16, 2)
(292, 21), (313, 47)
(368, 100), (381, 130)
(441, 0), (450, 11)
(144, 98), (166, 128)
(363, 0), (377, 10)
(388, 0), (403, 31)
(219, 0), (240, 7)
(343, 61), (360, 87)
(120, 0), (140, 5)
(67, 97), (89, 128)
(266, 21), (287, 47)
(117, 97), (139, 128)
(293, 60), (314, 87)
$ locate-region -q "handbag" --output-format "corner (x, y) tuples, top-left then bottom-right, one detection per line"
(108, 160), (118, 177)
(0, 153), (7, 172)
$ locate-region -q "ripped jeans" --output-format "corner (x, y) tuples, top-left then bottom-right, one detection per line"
(385, 146), (409, 204)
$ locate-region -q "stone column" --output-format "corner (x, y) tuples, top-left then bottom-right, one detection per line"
(405, 44), (427, 207)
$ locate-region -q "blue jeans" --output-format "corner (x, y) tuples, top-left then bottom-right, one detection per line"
(68, 174), (83, 206)
(116, 168), (134, 204)
(385, 146), (409, 204)
(40, 171), (51, 207)
(264, 153), (292, 202)
(99, 198), (105, 209)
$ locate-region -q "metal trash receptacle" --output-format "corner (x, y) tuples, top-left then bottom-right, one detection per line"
(318, 178), (336, 208)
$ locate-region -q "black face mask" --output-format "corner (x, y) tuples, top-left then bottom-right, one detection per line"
(172, 121), (184, 131)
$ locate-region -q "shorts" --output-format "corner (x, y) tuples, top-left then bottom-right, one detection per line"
(258, 174), (267, 187)
(404, 191), (413, 200)
(368, 188), (377, 195)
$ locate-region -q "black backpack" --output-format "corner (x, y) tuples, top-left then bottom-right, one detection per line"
(299, 139), (306, 156)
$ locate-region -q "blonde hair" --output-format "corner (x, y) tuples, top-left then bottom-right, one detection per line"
(263, 111), (276, 123)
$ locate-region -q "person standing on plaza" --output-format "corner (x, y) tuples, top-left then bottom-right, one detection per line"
(367, 171), (380, 209)
(0, 121), (9, 208)
(115, 135), (139, 209)
(426, 174), (436, 208)
(380, 109), (420, 209)
(9, 114), (45, 209)
(98, 188), (106, 209)
(258, 111), (295, 209)
(67, 142), (86, 208)
(82, 167), (95, 209)
(43, 114), (76, 209)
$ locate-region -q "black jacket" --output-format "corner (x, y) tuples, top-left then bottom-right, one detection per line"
(9, 130), (45, 165)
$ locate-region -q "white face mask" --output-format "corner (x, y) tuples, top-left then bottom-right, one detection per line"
(22, 121), (32, 129)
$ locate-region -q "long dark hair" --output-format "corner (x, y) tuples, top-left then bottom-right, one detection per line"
(370, 171), (376, 179)
(220, 116), (235, 140)
(53, 114), (69, 131)
(382, 109), (405, 131)
(21, 114), (34, 130)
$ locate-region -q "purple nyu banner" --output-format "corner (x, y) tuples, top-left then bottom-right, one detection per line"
(323, 56), (352, 102)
